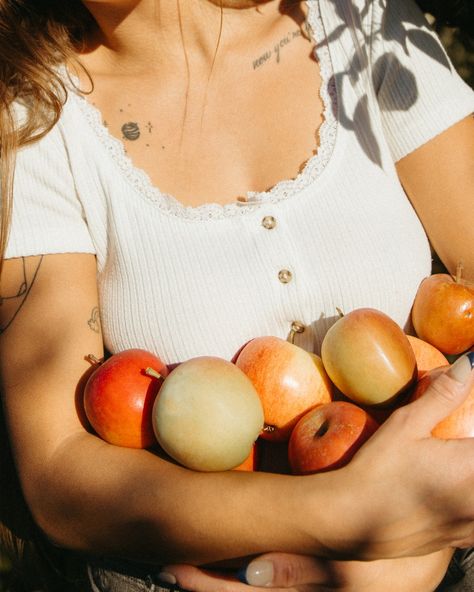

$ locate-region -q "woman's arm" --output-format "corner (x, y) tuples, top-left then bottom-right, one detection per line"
(396, 114), (474, 280)
(2, 253), (474, 568)
(0, 253), (321, 565)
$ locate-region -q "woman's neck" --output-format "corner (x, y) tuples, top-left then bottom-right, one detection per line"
(79, 0), (304, 75)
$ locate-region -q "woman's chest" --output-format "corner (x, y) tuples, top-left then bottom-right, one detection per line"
(84, 31), (323, 207)
(88, 169), (432, 365)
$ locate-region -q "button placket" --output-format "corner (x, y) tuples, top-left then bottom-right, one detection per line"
(258, 212), (295, 286)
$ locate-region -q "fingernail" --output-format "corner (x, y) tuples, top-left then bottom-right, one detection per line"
(239, 559), (274, 586)
(158, 571), (177, 585)
(447, 352), (474, 384)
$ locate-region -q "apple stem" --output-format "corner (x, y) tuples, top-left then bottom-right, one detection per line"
(287, 321), (305, 344)
(455, 261), (464, 284)
(85, 354), (103, 367)
(145, 367), (164, 380)
(336, 307), (345, 318)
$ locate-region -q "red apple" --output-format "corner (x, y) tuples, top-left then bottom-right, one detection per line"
(321, 308), (417, 407)
(152, 357), (264, 472)
(234, 336), (333, 442)
(409, 362), (474, 438)
(288, 401), (379, 474)
(84, 348), (168, 448)
(406, 335), (449, 379)
(411, 267), (474, 355)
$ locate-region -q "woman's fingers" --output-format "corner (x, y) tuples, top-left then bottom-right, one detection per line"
(241, 553), (332, 587)
(403, 352), (474, 436)
(159, 563), (309, 592)
(334, 352), (474, 559)
(159, 564), (254, 592)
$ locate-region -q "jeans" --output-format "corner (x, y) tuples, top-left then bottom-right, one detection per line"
(87, 565), (170, 592)
(435, 548), (474, 591)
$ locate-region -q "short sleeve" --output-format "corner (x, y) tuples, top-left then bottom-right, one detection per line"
(371, 0), (474, 162)
(4, 116), (96, 259)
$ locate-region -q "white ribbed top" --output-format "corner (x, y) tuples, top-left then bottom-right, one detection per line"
(6, 0), (474, 365)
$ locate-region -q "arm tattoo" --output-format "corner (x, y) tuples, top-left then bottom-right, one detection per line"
(0, 256), (43, 334)
(87, 306), (101, 333)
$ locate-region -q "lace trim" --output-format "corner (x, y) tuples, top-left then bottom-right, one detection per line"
(70, 0), (338, 221)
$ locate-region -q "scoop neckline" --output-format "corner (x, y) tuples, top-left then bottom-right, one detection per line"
(70, 0), (338, 221)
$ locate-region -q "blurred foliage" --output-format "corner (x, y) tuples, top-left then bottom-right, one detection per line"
(416, 0), (473, 87)
(436, 26), (473, 88)
(415, 0), (474, 37)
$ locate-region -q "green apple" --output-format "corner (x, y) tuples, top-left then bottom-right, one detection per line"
(152, 356), (264, 471)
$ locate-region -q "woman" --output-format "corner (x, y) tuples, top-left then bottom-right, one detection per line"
(0, 0), (473, 591)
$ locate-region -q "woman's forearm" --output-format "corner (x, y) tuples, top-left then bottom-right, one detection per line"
(18, 356), (474, 568)
(34, 431), (331, 565)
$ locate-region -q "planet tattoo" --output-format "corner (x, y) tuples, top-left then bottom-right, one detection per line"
(121, 122), (140, 140)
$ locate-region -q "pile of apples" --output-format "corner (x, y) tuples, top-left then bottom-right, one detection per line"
(82, 266), (473, 476)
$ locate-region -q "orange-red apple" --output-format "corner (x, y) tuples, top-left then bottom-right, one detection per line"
(288, 401), (379, 474)
(152, 356), (264, 472)
(321, 308), (417, 407)
(406, 335), (449, 378)
(233, 443), (259, 471)
(234, 336), (333, 442)
(411, 270), (474, 355)
(410, 361), (474, 439)
(84, 348), (168, 448)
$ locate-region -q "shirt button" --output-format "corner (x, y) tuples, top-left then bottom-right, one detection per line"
(278, 269), (293, 284)
(262, 215), (277, 230)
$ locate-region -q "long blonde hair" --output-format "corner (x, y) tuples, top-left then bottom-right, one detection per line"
(0, 3), (95, 587)
(0, 0), (94, 277)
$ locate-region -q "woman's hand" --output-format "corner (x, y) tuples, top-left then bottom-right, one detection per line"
(310, 352), (474, 561)
(159, 558), (336, 592)
(161, 548), (453, 592)
(159, 556), (360, 592)
(160, 354), (474, 590)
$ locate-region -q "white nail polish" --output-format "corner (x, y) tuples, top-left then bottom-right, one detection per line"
(245, 560), (274, 586)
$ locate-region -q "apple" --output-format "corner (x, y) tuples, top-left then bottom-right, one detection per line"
(234, 336), (333, 442)
(288, 401), (379, 474)
(83, 348), (168, 449)
(411, 265), (474, 355)
(409, 361), (474, 439)
(152, 356), (264, 472)
(321, 308), (417, 407)
(349, 336), (448, 425)
(406, 334), (449, 378)
(233, 443), (259, 471)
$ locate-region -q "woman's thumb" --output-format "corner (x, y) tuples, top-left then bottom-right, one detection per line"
(407, 352), (474, 436)
(240, 553), (330, 587)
